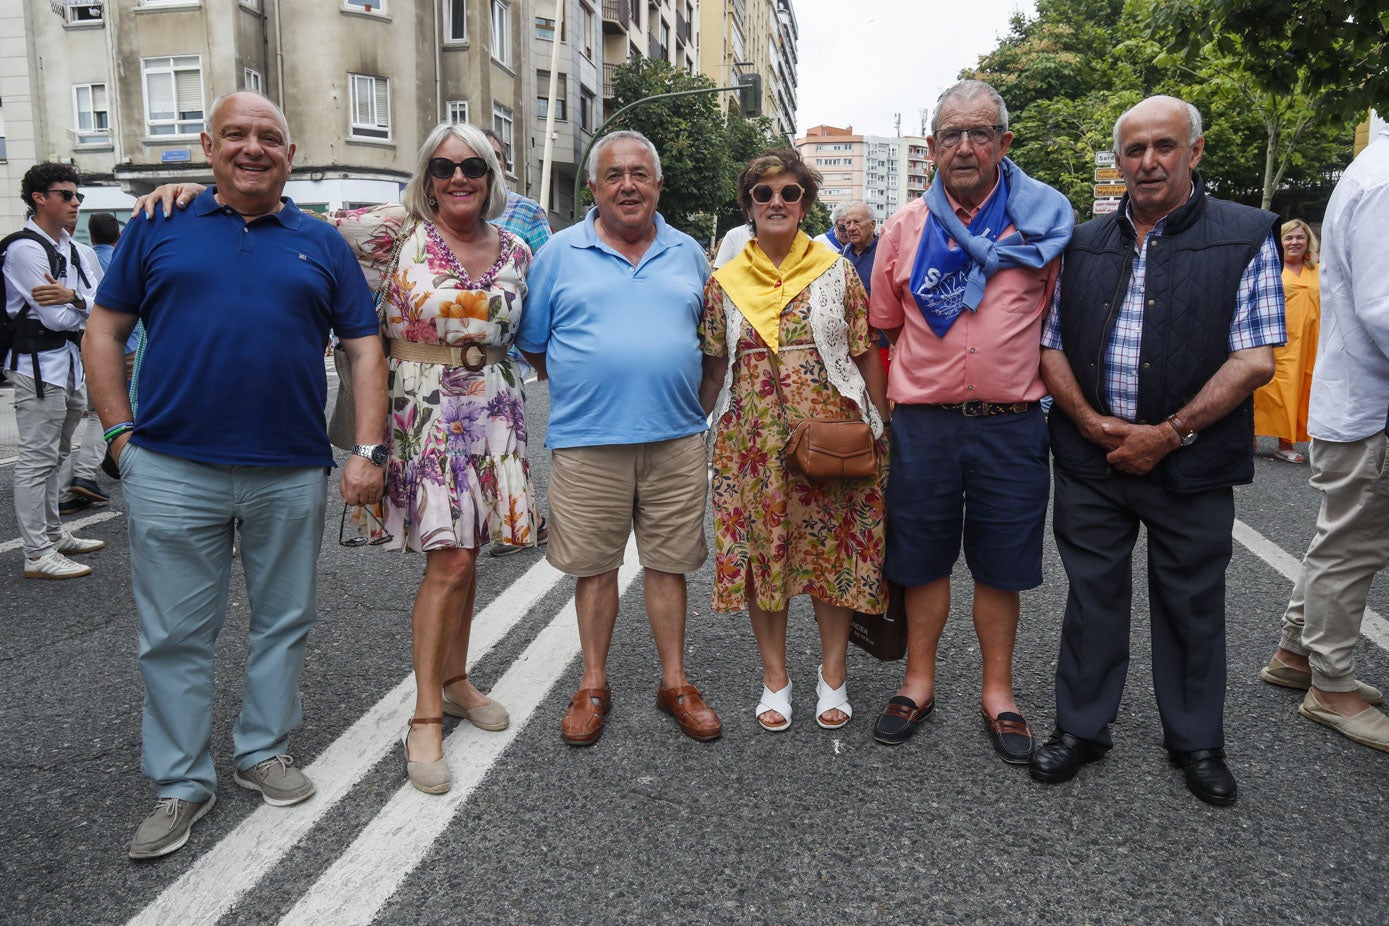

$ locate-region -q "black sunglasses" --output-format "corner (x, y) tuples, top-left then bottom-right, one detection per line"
(338, 506), (393, 547)
(751, 183), (803, 204)
(46, 189), (85, 204)
(427, 157), (489, 181)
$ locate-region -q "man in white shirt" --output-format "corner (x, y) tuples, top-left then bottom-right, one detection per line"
(2, 162), (105, 578)
(1262, 126), (1389, 751)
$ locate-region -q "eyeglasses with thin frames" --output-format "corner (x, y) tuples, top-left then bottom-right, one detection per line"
(338, 505), (393, 547)
(934, 125), (1004, 149)
(45, 189), (85, 204)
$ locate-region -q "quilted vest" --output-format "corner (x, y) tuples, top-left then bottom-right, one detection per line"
(1050, 176), (1279, 492)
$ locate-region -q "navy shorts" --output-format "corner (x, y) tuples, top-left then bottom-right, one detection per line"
(884, 403), (1050, 591)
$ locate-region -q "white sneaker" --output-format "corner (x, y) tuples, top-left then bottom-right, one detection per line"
(56, 532), (105, 555)
(24, 550), (92, 579)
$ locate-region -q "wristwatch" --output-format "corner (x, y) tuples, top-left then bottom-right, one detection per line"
(1166, 415), (1198, 447)
(351, 443), (388, 466)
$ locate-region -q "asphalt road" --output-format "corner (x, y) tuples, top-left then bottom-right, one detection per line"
(1, 377), (1385, 926)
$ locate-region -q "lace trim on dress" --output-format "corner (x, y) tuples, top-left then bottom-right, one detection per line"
(712, 260), (883, 439)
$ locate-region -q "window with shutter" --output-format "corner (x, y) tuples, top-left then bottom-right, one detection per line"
(142, 56), (203, 136)
(74, 83), (110, 145)
(349, 74), (390, 140)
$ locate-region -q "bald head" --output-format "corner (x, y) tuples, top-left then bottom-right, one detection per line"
(1113, 95), (1200, 154)
(209, 91), (292, 145)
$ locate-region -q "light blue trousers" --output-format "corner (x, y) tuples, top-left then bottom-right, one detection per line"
(120, 443), (328, 802)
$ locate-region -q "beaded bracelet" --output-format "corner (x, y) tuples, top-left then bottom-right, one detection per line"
(103, 422), (135, 443)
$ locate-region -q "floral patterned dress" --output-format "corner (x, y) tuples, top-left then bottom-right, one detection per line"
(331, 204), (539, 553)
(701, 266), (887, 614)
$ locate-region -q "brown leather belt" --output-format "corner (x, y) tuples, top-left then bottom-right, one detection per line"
(386, 338), (508, 371)
(930, 401), (1037, 418)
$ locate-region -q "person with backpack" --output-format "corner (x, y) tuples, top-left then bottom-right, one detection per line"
(2, 161), (104, 579)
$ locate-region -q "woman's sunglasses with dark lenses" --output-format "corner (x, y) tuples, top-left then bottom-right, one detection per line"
(427, 157), (489, 181)
(751, 183), (804, 204)
(46, 189), (86, 204)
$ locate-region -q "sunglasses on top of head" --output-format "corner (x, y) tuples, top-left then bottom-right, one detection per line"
(751, 183), (804, 204)
(427, 157), (489, 181)
(45, 189), (85, 204)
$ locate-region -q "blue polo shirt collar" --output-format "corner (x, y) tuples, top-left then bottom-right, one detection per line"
(572, 205), (676, 271)
(194, 186), (304, 228)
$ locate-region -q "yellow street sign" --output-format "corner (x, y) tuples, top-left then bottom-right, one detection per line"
(1094, 167), (1121, 181)
(1093, 182), (1127, 198)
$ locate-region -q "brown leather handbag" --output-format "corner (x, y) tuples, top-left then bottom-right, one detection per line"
(771, 348), (876, 480)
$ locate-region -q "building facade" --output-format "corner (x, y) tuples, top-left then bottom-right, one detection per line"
(795, 122), (925, 221)
(698, 0), (795, 139)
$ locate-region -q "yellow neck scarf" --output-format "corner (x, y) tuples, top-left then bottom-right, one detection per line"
(713, 231), (840, 352)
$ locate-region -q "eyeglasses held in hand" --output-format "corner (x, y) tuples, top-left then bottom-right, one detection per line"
(427, 157), (489, 180)
(935, 125), (1004, 149)
(46, 189), (86, 204)
(751, 183), (804, 204)
(338, 505), (393, 547)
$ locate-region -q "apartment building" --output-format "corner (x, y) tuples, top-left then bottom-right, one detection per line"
(0, 0), (530, 231)
(697, 0), (796, 139)
(794, 123), (933, 221)
(524, 0), (603, 221)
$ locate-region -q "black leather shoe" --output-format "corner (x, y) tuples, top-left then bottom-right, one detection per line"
(1028, 729), (1105, 783)
(1169, 748), (1237, 806)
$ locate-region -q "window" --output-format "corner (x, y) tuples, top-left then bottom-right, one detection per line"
(536, 72), (568, 121)
(579, 88), (594, 132)
(447, 100), (469, 124)
(580, 4), (595, 59)
(535, 16), (565, 41)
(349, 73), (390, 139)
(443, 0), (466, 42)
(242, 68), (262, 92)
(490, 0), (511, 66)
(491, 102), (514, 167)
(142, 56), (204, 137)
(73, 83), (109, 145)
(66, 1), (103, 23)
(344, 0), (386, 12)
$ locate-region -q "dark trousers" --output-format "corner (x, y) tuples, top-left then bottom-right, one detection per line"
(1051, 468), (1233, 752)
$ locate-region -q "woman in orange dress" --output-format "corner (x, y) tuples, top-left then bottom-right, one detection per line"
(1254, 219), (1320, 463)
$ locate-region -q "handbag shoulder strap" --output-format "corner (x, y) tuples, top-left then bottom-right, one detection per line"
(375, 221), (416, 323)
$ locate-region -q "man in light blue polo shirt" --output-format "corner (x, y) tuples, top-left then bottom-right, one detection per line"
(517, 130), (722, 747)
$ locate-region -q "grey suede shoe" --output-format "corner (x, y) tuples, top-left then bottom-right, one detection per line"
(233, 755), (315, 806)
(129, 794), (216, 860)
(1299, 689), (1389, 753)
(442, 673), (511, 731)
(404, 718), (451, 794)
(1260, 654), (1383, 705)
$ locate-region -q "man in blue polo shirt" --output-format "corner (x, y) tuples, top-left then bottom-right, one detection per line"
(83, 91), (387, 860)
(517, 130), (722, 747)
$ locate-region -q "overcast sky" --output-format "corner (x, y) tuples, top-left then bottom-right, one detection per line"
(791, 0), (1037, 138)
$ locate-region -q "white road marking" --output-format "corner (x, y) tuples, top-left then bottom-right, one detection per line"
(1233, 518), (1389, 652)
(127, 550), (572, 926)
(277, 540), (641, 926)
(0, 508), (123, 554)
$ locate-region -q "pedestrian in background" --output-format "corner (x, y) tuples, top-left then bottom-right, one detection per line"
(1253, 218), (1321, 463)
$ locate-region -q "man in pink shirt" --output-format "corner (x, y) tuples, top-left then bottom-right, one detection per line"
(868, 80), (1073, 762)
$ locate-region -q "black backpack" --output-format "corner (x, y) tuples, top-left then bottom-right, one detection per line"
(1, 228), (91, 395)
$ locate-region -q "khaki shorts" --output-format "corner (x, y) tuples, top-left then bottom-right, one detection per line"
(547, 433), (709, 577)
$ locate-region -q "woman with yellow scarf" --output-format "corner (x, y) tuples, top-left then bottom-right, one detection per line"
(698, 150), (890, 732)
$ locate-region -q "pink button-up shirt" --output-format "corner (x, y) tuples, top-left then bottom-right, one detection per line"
(869, 190), (1057, 405)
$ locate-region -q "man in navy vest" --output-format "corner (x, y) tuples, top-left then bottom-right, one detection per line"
(1030, 96), (1283, 806)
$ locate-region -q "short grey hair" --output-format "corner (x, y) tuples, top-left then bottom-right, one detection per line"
(207, 91), (292, 145)
(830, 202), (851, 223)
(1112, 96), (1203, 153)
(402, 122), (508, 223)
(586, 130), (663, 184)
(931, 80), (1009, 135)
(841, 200), (875, 222)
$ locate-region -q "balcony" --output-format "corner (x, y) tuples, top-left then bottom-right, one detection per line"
(602, 0), (630, 34)
(603, 62), (618, 98)
(676, 13), (690, 45)
(648, 32), (666, 61)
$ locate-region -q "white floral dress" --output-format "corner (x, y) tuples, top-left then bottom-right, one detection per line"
(332, 204), (540, 552)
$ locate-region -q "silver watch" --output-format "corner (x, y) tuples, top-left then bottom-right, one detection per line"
(351, 443), (388, 466)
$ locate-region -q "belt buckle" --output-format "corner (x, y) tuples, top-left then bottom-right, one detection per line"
(461, 342), (486, 371)
(960, 401), (985, 417)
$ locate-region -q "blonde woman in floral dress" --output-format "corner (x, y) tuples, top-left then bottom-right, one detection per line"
(699, 150), (889, 732)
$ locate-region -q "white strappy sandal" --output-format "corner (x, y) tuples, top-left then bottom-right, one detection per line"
(755, 680), (793, 732)
(815, 665), (853, 730)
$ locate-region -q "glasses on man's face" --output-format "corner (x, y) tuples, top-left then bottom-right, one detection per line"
(427, 156), (489, 181)
(935, 125), (1004, 149)
(751, 183), (804, 204)
(46, 189), (85, 204)
(338, 506), (393, 547)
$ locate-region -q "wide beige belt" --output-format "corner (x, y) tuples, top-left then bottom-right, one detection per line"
(386, 339), (508, 371)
